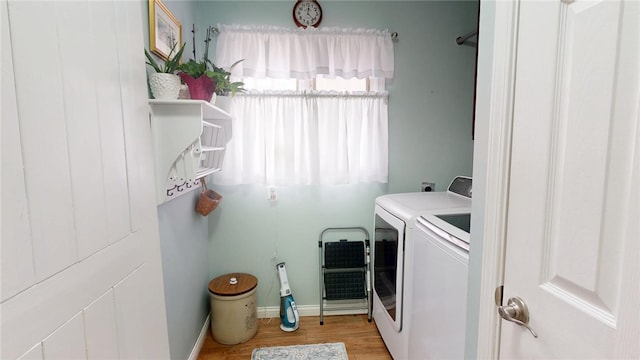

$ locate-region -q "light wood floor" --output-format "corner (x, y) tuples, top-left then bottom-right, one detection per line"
(197, 314), (392, 360)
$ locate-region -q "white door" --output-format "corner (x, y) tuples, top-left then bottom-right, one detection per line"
(499, 0), (639, 358)
(1, 1), (170, 359)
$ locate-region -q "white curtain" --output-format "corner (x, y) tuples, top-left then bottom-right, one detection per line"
(215, 24), (395, 79)
(212, 25), (393, 185)
(213, 91), (389, 185)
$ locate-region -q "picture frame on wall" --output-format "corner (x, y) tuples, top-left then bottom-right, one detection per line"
(148, 0), (182, 61)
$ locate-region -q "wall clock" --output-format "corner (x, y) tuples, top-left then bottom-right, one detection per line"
(293, 0), (323, 28)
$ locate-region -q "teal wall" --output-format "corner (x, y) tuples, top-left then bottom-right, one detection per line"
(156, 192), (209, 360)
(198, 0), (478, 308)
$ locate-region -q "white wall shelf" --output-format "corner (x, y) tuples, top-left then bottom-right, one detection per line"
(149, 99), (232, 204)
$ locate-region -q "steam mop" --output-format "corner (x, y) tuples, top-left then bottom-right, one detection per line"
(276, 262), (300, 332)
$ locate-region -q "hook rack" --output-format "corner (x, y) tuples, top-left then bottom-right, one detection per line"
(149, 100), (232, 204)
(456, 30), (478, 47)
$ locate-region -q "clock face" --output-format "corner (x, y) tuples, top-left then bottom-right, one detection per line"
(293, 0), (322, 28)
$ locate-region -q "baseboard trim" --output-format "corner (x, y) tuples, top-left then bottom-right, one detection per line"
(188, 314), (210, 360)
(257, 302), (369, 319)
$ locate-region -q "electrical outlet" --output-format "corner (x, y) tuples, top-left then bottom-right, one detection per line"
(421, 181), (436, 192)
(268, 186), (278, 201)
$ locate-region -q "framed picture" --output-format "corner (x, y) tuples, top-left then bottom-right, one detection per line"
(148, 0), (182, 60)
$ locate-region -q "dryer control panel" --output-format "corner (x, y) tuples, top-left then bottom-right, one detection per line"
(448, 176), (472, 199)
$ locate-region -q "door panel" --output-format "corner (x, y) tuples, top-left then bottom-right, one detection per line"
(546, 1), (621, 303)
(0, 0), (35, 301)
(113, 266), (167, 359)
(42, 313), (86, 359)
(93, 1), (132, 243)
(83, 290), (119, 359)
(500, 0), (639, 357)
(2, 233), (146, 359)
(1, 1), (170, 359)
(16, 345), (42, 360)
(116, 0), (160, 233)
(9, 0), (78, 281)
(55, 1), (110, 260)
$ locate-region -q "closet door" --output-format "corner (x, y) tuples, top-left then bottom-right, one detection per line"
(1, 1), (170, 358)
(498, 0), (639, 357)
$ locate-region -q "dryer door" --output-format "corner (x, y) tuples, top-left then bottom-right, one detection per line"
(373, 204), (405, 331)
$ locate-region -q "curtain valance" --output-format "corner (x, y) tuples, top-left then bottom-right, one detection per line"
(214, 24), (395, 80)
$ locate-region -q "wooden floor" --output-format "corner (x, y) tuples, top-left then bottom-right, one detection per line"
(197, 314), (392, 360)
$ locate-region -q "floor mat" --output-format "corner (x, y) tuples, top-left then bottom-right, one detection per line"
(251, 342), (348, 360)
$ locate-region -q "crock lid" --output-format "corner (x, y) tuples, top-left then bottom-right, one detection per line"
(208, 273), (257, 296)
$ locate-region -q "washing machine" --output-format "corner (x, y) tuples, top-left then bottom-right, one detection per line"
(372, 177), (472, 359)
(408, 209), (470, 359)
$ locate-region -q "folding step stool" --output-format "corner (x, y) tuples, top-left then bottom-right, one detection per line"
(318, 226), (371, 325)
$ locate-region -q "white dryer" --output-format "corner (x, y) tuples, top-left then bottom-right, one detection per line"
(372, 177), (472, 359)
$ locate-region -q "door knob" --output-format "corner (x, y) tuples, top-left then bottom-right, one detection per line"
(498, 296), (538, 338)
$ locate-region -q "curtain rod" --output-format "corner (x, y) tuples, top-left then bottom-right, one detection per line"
(209, 26), (398, 39)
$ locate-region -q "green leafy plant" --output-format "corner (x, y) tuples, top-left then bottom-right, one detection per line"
(144, 43), (186, 74)
(179, 58), (246, 96)
(178, 25), (246, 96)
(208, 59), (246, 96)
(177, 59), (210, 79)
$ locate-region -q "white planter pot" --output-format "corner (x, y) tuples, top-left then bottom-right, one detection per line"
(149, 73), (181, 100)
(214, 95), (232, 113)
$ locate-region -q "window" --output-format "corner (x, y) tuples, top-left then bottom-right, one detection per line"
(212, 25), (393, 186)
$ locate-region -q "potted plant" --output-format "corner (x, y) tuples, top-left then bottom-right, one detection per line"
(209, 59), (246, 97)
(144, 43), (186, 100)
(177, 58), (217, 101)
(178, 26), (246, 103)
(177, 26), (219, 102)
(207, 59), (246, 111)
